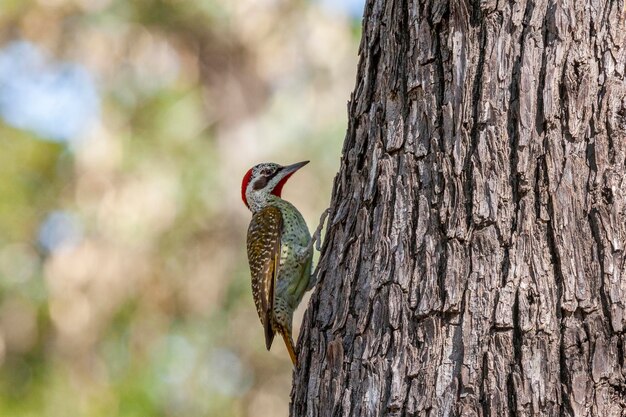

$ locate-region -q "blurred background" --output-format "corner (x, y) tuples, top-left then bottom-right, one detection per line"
(0, 0), (362, 416)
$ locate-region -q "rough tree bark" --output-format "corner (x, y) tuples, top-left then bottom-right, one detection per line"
(291, 1), (626, 416)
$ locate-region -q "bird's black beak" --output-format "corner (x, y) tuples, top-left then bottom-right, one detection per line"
(280, 160), (309, 176)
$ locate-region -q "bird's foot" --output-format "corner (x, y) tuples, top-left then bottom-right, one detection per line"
(307, 208), (329, 254)
(305, 208), (330, 291)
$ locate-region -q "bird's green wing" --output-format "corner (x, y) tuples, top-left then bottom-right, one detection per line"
(246, 206), (282, 350)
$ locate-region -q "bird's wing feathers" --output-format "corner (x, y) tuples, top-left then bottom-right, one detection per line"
(247, 206), (283, 350)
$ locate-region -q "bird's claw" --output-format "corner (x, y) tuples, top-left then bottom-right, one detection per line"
(312, 208), (329, 252)
(305, 209), (330, 291)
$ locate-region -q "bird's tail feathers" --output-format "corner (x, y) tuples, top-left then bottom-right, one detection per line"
(264, 313), (275, 350)
(281, 331), (298, 366)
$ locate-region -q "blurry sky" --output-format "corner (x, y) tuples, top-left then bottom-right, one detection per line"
(0, 0), (363, 416)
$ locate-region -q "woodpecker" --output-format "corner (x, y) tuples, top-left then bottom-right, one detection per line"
(241, 161), (324, 366)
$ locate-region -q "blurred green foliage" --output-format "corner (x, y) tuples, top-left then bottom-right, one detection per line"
(0, 130), (65, 244)
(0, 0), (360, 416)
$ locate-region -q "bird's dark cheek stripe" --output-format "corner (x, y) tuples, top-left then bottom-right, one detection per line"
(253, 177), (268, 190)
(253, 170), (280, 191)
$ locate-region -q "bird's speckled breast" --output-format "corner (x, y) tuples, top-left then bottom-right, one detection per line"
(270, 197), (312, 313)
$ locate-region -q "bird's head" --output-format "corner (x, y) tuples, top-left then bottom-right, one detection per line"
(241, 161), (309, 211)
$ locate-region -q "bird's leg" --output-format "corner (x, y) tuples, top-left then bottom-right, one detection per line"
(294, 208), (329, 264)
(307, 208), (330, 255)
(303, 208), (330, 291)
(306, 262), (320, 291)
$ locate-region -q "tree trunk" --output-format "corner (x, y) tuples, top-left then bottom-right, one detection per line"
(291, 0), (626, 416)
